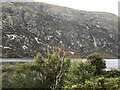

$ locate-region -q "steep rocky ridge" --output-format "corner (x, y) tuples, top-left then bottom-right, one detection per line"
(1, 2), (118, 58)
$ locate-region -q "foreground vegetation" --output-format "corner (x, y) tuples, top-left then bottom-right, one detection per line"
(2, 53), (120, 89)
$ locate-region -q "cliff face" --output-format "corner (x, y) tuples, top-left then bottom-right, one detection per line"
(1, 2), (118, 58)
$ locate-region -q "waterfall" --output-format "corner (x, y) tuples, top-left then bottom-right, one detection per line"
(91, 35), (97, 48)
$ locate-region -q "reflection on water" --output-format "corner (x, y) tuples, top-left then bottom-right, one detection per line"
(105, 59), (119, 70)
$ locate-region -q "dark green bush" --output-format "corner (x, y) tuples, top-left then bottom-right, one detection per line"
(2, 52), (120, 90)
(86, 52), (106, 75)
(2, 53), (71, 89)
(105, 69), (120, 78)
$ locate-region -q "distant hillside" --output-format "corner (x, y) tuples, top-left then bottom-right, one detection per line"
(1, 0), (34, 2)
(1, 2), (118, 58)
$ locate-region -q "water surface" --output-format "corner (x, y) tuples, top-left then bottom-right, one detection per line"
(0, 58), (119, 70)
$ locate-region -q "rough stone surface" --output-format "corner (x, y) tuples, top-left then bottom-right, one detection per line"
(1, 2), (118, 58)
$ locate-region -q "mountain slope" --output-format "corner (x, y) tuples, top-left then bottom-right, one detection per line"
(1, 2), (118, 58)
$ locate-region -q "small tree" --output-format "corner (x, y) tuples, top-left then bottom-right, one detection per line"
(45, 53), (71, 89)
(34, 52), (71, 89)
(64, 61), (95, 88)
(86, 52), (106, 75)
